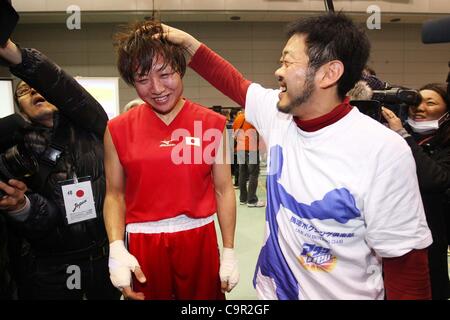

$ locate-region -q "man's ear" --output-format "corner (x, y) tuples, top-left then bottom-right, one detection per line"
(14, 100), (28, 121)
(15, 101), (32, 123)
(317, 60), (344, 89)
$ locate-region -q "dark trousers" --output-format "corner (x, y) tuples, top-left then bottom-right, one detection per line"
(232, 152), (239, 186)
(428, 242), (450, 300)
(19, 248), (120, 300)
(237, 151), (260, 204)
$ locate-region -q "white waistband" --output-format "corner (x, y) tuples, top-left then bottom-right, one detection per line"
(126, 214), (215, 234)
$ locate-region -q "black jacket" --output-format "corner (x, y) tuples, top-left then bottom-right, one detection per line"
(405, 126), (450, 299)
(7, 48), (109, 257)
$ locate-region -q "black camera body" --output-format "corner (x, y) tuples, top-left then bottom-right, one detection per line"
(0, 114), (37, 198)
(371, 88), (422, 107)
(351, 87), (422, 123)
(0, 144), (38, 197)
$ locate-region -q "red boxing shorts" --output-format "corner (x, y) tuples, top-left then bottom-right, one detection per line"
(127, 216), (225, 300)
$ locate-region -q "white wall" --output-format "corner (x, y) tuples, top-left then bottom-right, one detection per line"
(6, 21), (450, 111)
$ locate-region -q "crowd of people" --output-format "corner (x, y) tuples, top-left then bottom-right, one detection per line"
(0, 7), (449, 300)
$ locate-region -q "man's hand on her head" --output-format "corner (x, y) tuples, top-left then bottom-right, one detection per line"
(156, 24), (201, 56)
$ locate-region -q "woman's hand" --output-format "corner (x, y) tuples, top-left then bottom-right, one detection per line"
(381, 106), (404, 132)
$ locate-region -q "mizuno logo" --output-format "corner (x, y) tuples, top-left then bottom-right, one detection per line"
(160, 140), (177, 147)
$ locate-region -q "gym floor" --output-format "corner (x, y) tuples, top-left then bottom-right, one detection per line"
(215, 169), (267, 300)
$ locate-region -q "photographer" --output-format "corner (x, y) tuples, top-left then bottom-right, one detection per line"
(382, 83), (450, 300)
(0, 38), (118, 300)
(0, 113), (29, 299)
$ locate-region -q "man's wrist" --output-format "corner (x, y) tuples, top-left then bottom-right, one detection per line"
(7, 195), (27, 213)
(186, 40), (202, 56)
(7, 195), (31, 222)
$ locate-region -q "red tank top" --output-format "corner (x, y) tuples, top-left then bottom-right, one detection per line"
(108, 100), (226, 224)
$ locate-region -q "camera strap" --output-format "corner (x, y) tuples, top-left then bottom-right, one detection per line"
(35, 115), (72, 190)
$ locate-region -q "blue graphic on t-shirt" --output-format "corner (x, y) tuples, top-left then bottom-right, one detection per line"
(253, 145), (361, 300)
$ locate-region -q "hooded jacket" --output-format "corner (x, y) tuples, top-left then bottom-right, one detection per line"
(7, 48), (108, 257)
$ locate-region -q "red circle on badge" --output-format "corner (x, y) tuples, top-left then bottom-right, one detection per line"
(76, 190), (84, 198)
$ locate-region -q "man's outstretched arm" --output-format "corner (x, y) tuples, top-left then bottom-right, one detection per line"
(161, 24), (251, 107)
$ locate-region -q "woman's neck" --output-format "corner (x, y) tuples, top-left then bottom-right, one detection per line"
(153, 98), (185, 125)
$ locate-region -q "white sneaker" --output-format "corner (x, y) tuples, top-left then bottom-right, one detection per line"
(247, 200), (266, 208)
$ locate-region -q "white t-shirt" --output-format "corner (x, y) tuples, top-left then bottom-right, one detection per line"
(245, 83), (432, 300)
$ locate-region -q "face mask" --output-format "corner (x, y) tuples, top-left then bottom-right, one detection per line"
(407, 112), (449, 134)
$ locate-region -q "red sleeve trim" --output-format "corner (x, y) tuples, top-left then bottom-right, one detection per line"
(189, 44), (251, 108)
(383, 248), (431, 300)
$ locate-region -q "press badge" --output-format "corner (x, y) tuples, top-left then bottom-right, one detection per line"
(60, 176), (97, 225)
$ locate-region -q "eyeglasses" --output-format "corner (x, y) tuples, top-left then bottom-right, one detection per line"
(278, 59), (306, 69)
(15, 84), (33, 98)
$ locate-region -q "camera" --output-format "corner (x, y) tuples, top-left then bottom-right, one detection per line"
(351, 87), (422, 123)
(0, 144), (38, 197)
(372, 88), (422, 107)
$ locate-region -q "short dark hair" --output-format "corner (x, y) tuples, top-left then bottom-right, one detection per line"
(419, 83), (450, 146)
(114, 20), (187, 86)
(364, 66), (377, 76)
(419, 83), (449, 110)
(286, 12), (371, 100)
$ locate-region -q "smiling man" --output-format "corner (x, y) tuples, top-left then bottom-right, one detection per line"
(162, 12), (433, 300)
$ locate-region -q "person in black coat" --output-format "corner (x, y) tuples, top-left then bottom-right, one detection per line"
(382, 82), (450, 300)
(0, 39), (119, 300)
